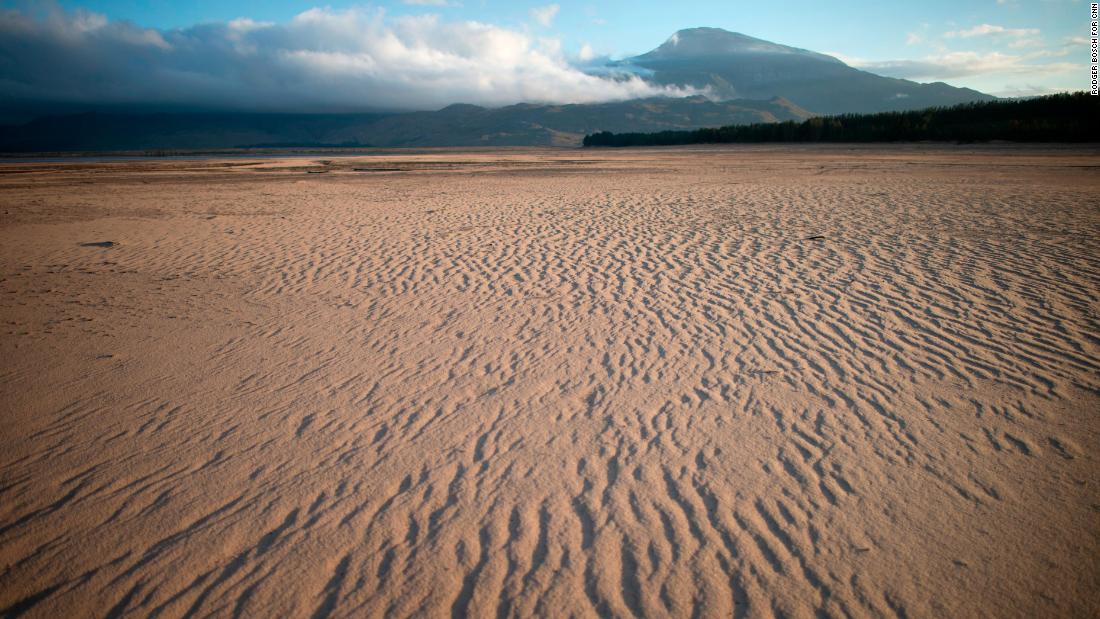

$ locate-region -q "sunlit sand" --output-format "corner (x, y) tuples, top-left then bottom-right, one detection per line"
(1, 145), (1098, 617)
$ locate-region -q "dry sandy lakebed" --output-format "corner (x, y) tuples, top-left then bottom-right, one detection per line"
(1, 144), (1099, 618)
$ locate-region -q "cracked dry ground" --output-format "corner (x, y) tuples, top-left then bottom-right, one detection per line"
(1, 146), (1098, 618)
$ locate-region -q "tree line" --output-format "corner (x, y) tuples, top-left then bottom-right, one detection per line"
(583, 92), (1099, 147)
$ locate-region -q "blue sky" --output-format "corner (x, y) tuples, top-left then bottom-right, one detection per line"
(0, 0), (1089, 114)
(36, 0), (1091, 85)
(33, 0), (1088, 95)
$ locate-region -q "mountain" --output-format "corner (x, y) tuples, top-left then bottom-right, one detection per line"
(0, 27), (996, 152)
(0, 97), (812, 152)
(613, 27), (993, 114)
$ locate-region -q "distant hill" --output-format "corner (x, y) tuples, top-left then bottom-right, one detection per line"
(327, 96), (813, 147)
(0, 113), (392, 153)
(583, 93), (1099, 146)
(0, 97), (812, 152)
(612, 27), (994, 115)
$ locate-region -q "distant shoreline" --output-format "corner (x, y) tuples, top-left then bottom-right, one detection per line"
(4, 142), (1100, 163)
(0, 145), (572, 162)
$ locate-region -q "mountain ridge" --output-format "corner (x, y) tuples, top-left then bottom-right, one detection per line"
(613, 27), (993, 114)
(0, 96), (814, 151)
(637, 27), (844, 65)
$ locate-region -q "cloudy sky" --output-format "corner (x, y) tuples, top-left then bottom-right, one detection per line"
(0, 0), (1088, 119)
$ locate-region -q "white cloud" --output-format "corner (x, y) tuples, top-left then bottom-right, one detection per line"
(0, 7), (694, 113)
(1007, 37), (1044, 48)
(821, 51), (862, 66)
(829, 30), (1080, 97)
(992, 83), (1064, 97)
(945, 23), (1039, 38)
(905, 33), (923, 45)
(70, 10), (108, 32)
(529, 4), (560, 28)
(578, 43), (595, 61)
(227, 18), (273, 32)
(846, 50), (1075, 80)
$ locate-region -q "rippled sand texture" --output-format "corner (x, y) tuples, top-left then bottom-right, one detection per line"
(1, 146), (1099, 618)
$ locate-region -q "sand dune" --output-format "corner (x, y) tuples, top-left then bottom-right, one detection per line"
(1, 145), (1098, 617)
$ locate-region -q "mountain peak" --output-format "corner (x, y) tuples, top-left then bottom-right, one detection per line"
(615, 27), (993, 115)
(643, 27), (843, 64)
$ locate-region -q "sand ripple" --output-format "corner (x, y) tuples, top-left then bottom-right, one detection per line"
(1, 146), (1098, 617)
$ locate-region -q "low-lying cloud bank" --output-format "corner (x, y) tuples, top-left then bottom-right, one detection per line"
(0, 7), (690, 114)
